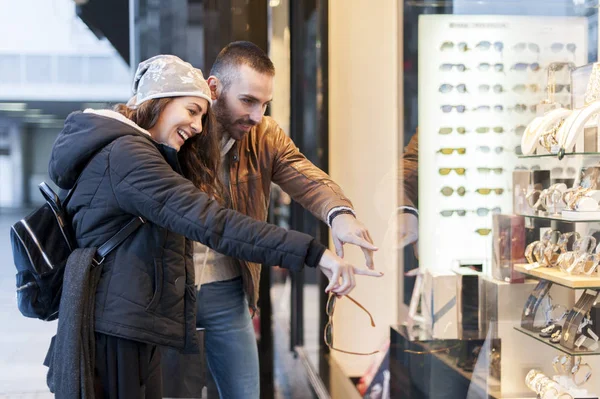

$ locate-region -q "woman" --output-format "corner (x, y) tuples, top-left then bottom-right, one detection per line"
(47, 55), (381, 397)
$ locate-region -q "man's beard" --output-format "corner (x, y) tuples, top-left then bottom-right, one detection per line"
(213, 92), (256, 139)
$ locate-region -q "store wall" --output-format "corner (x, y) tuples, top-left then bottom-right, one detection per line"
(328, 0), (400, 376)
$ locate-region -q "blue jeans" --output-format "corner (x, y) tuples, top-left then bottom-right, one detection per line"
(196, 277), (260, 399)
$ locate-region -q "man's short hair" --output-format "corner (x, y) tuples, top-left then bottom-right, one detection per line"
(210, 41), (275, 90)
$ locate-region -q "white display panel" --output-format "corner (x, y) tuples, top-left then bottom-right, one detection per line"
(418, 15), (588, 272)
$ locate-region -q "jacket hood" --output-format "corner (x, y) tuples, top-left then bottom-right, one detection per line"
(49, 109), (153, 189)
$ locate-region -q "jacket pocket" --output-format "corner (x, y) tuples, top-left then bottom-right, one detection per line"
(146, 258), (163, 312)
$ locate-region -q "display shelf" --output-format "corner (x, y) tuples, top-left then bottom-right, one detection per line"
(514, 326), (600, 356)
(518, 152), (600, 160)
(517, 213), (600, 223)
(435, 351), (502, 399)
(514, 264), (600, 289)
(391, 326), (501, 398)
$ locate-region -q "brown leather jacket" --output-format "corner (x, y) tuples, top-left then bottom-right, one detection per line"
(226, 116), (353, 309)
(401, 132), (418, 208)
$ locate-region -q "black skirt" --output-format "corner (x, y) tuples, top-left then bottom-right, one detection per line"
(94, 332), (163, 399)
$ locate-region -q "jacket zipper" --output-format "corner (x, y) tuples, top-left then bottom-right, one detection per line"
(230, 147), (257, 314)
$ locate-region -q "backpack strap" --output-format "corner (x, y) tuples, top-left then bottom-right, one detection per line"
(95, 216), (146, 264)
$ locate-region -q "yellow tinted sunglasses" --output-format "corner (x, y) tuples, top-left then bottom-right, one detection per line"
(438, 147), (467, 155)
(439, 168), (466, 176)
(475, 188), (504, 195)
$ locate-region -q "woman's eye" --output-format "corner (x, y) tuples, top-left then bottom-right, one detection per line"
(188, 109), (197, 116)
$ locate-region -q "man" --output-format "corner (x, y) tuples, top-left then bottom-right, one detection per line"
(180, 41), (378, 399)
(399, 132), (418, 256)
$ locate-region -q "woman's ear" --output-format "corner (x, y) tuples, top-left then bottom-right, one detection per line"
(207, 76), (219, 101)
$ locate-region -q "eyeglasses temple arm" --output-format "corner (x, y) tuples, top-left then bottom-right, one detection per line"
(345, 295), (376, 327)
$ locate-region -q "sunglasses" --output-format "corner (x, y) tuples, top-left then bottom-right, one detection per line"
(441, 105), (466, 113)
(473, 105), (503, 113)
(476, 145), (520, 155)
(513, 42), (540, 53)
(441, 186), (466, 196)
(478, 63), (504, 72)
(439, 83), (468, 93)
(477, 167), (503, 174)
(479, 84), (504, 93)
(475, 126), (504, 134)
(325, 294), (378, 356)
(440, 209), (468, 217)
(550, 42), (576, 54)
(439, 167), (466, 176)
(475, 41), (503, 52)
(511, 104), (536, 113)
(439, 127), (467, 135)
(475, 207), (501, 216)
(511, 62), (540, 72)
(438, 147), (466, 155)
(475, 228), (492, 236)
(475, 188), (504, 195)
(512, 84), (540, 93)
(440, 63), (468, 72)
(440, 41), (469, 52)
(477, 146), (505, 154)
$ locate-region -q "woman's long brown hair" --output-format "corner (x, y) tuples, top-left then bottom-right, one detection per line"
(114, 98), (226, 204)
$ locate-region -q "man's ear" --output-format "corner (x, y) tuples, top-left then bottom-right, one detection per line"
(207, 76), (220, 100)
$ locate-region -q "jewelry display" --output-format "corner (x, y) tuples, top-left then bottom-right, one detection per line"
(525, 240), (543, 267)
(543, 184), (568, 215)
(521, 280), (553, 331)
(521, 107), (571, 155)
(525, 369), (572, 398)
(526, 188), (545, 212)
(561, 290), (599, 350)
(523, 176), (600, 217)
(525, 183), (569, 215)
(557, 62), (600, 158)
(565, 356), (593, 386)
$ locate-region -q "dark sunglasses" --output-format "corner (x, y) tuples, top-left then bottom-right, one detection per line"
(325, 294), (378, 356)
(440, 209), (467, 217)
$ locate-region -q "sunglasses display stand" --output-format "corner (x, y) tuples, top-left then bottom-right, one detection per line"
(418, 14), (589, 279)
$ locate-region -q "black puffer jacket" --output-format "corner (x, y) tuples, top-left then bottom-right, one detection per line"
(48, 110), (325, 352)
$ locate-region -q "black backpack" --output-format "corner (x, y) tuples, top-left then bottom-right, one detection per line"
(10, 182), (144, 321)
